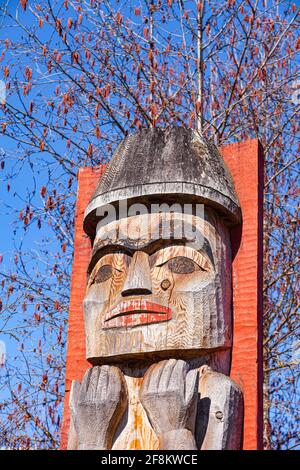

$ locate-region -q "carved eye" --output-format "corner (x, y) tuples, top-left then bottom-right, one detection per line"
(167, 256), (203, 274)
(93, 265), (113, 283)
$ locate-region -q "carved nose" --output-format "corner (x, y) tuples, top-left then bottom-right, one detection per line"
(121, 251), (152, 297)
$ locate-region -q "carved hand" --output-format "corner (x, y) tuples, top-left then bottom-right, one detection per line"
(140, 359), (198, 450)
(69, 365), (127, 450)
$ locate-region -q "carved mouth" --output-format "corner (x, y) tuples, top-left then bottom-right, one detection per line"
(102, 300), (172, 329)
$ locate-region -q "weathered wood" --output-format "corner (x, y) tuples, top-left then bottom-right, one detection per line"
(139, 359), (198, 450)
(110, 355), (230, 450)
(67, 126), (244, 450)
(122, 251), (152, 297)
(83, 210), (232, 362)
(196, 366), (244, 450)
(69, 361), (243, 450)
(67, 379), (80, 450)
(160, 429), (197, 450)
(83, 127), (241, 237)
(69, 365), (128, 450)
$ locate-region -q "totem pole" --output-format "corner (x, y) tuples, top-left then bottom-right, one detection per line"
(67, 126), (244, 450)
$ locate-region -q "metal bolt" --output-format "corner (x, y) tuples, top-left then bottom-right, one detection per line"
(215, 411), (223, 420)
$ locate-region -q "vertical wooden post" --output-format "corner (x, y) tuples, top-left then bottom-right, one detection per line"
(60, 167), (104, 450)
(60, 139), (263, 450)
(222, 139), (264, 450)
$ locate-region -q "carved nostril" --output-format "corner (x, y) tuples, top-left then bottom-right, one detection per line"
(121, 287), (152, 297)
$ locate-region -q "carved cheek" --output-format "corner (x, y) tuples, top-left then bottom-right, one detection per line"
(83, 287), (105, 339)
(83, 268), (126, 318)
(165, 272), (216, 321)
(173, 271), (215, 293)
(85, 283), (110, 305)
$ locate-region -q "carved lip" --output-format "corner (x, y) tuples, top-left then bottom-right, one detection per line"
(102, 300), (172, 329)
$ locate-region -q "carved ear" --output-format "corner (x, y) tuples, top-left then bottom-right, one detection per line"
(196, 370), (244, 450)
(68, 380), (81, 450)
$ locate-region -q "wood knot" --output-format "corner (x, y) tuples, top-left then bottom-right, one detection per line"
(161, 279), (171, 291)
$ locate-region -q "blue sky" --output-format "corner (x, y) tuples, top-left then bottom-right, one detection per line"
(0, 2), (71, 364)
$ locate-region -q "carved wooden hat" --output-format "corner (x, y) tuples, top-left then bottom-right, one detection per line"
(84, 126), (241, 236)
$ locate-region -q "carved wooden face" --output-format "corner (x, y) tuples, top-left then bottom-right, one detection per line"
(83, 209), (232, 361)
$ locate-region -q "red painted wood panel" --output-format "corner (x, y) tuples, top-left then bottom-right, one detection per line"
(60, 167), (104, 450)
(222, 139), (264, 450)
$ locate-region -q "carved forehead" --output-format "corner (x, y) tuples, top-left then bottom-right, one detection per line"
(95, 212), (200, 250)
(88, 209), (229, 273)
(94, 209), (225, 243)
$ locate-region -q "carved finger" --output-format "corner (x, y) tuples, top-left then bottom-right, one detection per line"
(142, 361), (166, 394)
(86, 366), (101, 401)
(98, 365), (110, 401)
(69, 379), (81, 418)
(112, 366), (128, 411)
(199, 365), (211, 377)
(168, 359), (188, 392)
(184, 368), (199, 408)
(106, 367), (128, 449)
(106, 365), (123, 400)
(158, 358), (177, 391)
(140, 363), (155, 395)
(79, 367), (93, 403)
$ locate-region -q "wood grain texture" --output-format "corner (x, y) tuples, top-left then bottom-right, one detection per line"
(60, 138), (263, 450)
(84, 210), (232, 361)
(84, 127), (241, 236)
(122, 251), (152, 296)
(160, 429), (197, 450)
(68, 361), (243, 450)
(139, 360), (198, 440)
(67, 379), (80, 450)
(60, 166), (105, 449)
(196, 367), (243, 450)
(222, 140), (263, 450)
(69, 365), (127, 450)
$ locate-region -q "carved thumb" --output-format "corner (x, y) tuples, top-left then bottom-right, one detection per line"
(69, 379), (81, 419)
(185, 368), (199, 408)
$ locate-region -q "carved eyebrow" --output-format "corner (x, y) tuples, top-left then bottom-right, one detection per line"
(154, 245), (211, 269)
(87, 244), (131, 275)
(87, 235), (214, 275)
